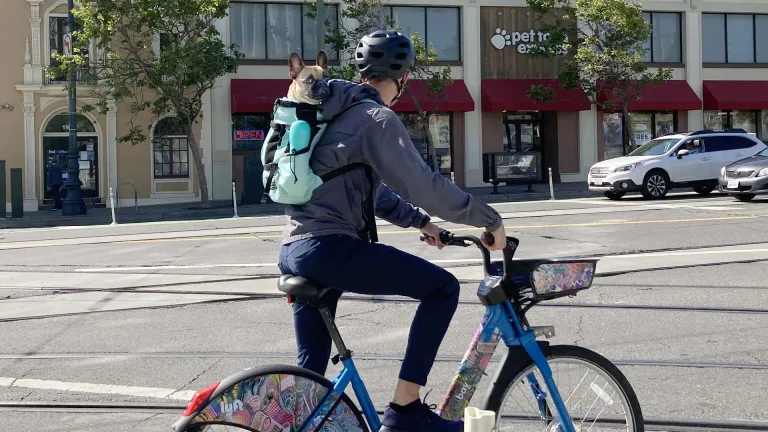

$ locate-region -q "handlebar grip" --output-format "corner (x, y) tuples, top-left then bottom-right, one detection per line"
(482, 231), (495, 246)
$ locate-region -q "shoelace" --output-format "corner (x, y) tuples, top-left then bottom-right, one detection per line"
(419, 389), (440, 423)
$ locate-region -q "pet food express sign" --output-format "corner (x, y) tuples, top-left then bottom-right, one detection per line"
(490, 28), (568, 56)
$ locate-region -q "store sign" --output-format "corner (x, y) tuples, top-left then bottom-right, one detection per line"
(632, 119), (652, 146)
(490, 28), (568, 55)
(233, 130), (265, 141)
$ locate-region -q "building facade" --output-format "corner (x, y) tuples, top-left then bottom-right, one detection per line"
(4, 0), (768, 212)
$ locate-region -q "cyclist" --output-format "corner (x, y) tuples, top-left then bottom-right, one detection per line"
(278, 29), (506, 432)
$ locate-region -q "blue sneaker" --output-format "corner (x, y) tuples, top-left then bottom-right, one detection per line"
(379, 399), (464, 432)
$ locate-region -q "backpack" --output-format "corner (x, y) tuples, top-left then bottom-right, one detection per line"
(260, 97), (380, 242)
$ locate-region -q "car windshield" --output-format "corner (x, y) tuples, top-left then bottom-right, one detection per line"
(757, 147), (768, 157)
(628, 138), (681, 156)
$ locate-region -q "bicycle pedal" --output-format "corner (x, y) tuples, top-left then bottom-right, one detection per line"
(532, 326), (555, 339)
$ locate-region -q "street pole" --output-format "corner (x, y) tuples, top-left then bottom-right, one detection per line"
(62, 0), (86, 215)
(316, 0), (325, 52)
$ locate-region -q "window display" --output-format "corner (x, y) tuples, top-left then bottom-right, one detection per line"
(397, 113), (453, 175)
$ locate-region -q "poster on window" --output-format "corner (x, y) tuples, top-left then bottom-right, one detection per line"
(631, 117), (653, 146)
(603, 113), (624, 160)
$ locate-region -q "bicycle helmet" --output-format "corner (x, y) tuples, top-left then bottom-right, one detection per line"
(355, 30), (416, 80)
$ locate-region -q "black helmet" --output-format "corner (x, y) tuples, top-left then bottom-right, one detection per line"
(355, 30), (416, 80)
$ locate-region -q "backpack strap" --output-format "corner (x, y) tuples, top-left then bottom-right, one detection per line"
(321, 163), (378, 243)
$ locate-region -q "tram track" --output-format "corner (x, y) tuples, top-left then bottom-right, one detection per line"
(1, 401), (767, 431)
(4, 286), (768, 323)
(1, 351), (766, 370)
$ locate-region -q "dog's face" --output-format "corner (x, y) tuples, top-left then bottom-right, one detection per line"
(287, 51), (329, 105)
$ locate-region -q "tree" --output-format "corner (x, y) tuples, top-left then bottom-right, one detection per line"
(305, 0), (453, 173)
(50, 0), (241, 208)
(524, 0), (673, 154)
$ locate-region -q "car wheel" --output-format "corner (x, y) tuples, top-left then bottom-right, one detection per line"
(641, 170), (670, 199)
(734, 193), (756, 202)
(603, 191), (626, 200)
(693, 184), (715, 195)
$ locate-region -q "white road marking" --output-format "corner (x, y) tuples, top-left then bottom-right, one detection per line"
(0, 376), (196, 401)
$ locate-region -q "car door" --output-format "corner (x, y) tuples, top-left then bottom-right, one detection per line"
(670, 139), (709, 182)
(701, 136), (753, 178)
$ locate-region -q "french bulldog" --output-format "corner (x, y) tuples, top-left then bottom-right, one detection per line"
(288, 50), (329, 104)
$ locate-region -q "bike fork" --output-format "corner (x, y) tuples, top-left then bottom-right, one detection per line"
(499, 302), (577, 432)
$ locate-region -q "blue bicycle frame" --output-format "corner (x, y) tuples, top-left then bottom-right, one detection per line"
(303, 276), (578, 432)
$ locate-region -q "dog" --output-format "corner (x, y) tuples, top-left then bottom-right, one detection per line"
(287, 50), (329, 104)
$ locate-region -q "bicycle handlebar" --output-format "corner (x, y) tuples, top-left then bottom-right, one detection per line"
(419, 230), (519, 280)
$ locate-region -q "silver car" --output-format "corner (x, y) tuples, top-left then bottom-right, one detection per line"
(718, 146), (768, 201)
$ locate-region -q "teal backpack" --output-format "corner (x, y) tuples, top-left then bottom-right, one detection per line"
(260, 97), (380, 242)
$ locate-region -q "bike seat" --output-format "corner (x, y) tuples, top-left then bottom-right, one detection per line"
(278, 275), (333, 305)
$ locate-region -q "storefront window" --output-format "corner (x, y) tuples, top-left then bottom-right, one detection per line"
(630, 112), (653, 147)
(654, 113), (674, 136)
(397, 113), (452, 174)
(232, 114), (271, 151)
(761, 111), (768, 141)
(703, 110), (766, 139)
(604, 111), (677, 160)
(703, 111), (726, 130)
(603, 113), (625, 160)
(732, 110), (758, 134)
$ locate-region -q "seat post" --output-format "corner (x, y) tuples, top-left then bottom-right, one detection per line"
(318, 305), (352, 360)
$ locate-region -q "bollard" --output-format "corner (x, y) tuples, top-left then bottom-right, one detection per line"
(232, 181), (239, 218)
(10, 168), (23, 219)
(109, 187), (118, 225)
(548, 167), (555, 201)
(0, 160), (6, 219)
(464, 407), (495, 432)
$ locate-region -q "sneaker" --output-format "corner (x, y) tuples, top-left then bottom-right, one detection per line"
(379, 398), (464, 432)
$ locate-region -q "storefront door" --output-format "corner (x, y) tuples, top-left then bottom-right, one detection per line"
(502, 112), (544, 183)
(42, 113), (100, 200)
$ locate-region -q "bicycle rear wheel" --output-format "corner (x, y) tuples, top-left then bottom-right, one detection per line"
(175, 365), (368, 432)
(484, 345), (643, 432)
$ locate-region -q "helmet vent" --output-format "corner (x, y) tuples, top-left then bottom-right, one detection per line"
(370, 51), (385, 59)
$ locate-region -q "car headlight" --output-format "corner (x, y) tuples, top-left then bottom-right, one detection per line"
(758, 168), (768, 177)
(613, 162), (641, 172)
(721, 167), (726, 177)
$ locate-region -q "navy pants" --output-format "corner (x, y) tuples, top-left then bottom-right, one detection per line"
(278, 234), (460, 386)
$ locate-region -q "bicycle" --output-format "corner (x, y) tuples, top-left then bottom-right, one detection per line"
(172, 231), (643, 432)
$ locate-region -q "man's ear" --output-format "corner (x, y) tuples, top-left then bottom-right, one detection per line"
(289, 53), (304, 79)
(316, 50), (328, 71)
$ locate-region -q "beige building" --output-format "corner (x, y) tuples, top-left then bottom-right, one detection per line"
(4, 0), (768, 212)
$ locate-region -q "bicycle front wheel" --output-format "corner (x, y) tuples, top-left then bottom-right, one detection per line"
(484, 345), (643, 432)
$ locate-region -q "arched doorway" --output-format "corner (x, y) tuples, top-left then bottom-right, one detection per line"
(42, 112), (100, 200)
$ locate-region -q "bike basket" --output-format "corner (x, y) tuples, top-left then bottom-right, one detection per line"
(491, 259), (598, 301)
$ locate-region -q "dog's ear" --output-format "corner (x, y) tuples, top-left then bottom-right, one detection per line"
(316, 50), (328, 71)
(289, 53), (304, 79)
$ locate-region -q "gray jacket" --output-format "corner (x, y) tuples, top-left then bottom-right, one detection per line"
(283, 80), (502, 244)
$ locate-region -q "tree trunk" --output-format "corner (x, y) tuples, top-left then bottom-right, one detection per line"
(622, 104), (636, 155)
(404, 86), (440, 172)
(185, 127), (210, 208)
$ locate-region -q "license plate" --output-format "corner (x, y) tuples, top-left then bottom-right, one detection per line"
(728, 180), (739, 189)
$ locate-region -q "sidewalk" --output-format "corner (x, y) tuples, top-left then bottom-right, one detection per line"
(0, 182), (595, 229)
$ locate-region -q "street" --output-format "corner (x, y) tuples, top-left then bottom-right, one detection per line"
(2, 191), (768, 431)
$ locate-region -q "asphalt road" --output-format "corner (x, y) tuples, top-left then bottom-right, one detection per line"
(2, 191), (768, 431)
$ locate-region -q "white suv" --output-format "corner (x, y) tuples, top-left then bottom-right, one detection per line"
(587, 129), (767, 200)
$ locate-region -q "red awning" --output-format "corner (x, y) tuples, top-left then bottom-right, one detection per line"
(598, 80), (701, 111)
(231, 78), (474, 113)
(392, 79), (475, 112)
(481, 79), (591, 112)
(703, 80), (768, 111)
(231, 79), (292, 113)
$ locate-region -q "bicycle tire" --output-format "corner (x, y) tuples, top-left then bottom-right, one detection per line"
(175, 365), (368, 432)
(483, 344), (644, 432)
